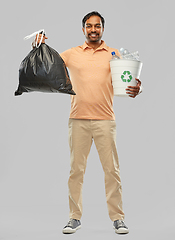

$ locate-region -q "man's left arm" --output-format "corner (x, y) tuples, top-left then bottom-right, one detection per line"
(126, 79), (143, 98)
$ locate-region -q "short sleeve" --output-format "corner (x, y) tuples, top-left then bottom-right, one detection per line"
(60, 49), (72, 67)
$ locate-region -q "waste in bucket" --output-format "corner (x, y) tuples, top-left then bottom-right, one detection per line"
(110, 51), (143, 97)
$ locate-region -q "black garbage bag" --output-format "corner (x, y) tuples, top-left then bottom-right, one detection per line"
(15, 43), (76, 96)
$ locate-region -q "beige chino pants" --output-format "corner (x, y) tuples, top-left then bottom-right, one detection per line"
(68, 119), (125, 221)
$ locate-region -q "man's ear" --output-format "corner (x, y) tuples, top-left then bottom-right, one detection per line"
(82, 27), (85, 35)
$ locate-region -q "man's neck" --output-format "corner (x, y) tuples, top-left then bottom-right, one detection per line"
(86, 40), (103, 50)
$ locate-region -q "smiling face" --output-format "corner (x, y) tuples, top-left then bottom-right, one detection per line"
(82, 15), (104, 43)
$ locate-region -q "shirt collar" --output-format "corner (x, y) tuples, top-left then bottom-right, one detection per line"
(82, 40), (108, 51)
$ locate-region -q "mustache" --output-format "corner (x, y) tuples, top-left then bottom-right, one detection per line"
(88, 32), (99, 35)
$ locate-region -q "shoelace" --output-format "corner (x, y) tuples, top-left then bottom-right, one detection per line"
(116, 220), (125, 228)
(67, 219), (77, 227)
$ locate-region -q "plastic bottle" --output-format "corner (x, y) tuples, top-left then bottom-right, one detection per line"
(119, 48), (139, 61)
(111, 51), (120, 59)
(119, 48), (130, 56)
(123, 51), (139, 60)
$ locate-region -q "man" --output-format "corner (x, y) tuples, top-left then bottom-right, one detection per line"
(34, 11), (142, 235)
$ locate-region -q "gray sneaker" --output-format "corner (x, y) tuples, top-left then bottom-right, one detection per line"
(113, 220), (129, 234)
(62, 219), (81, 234)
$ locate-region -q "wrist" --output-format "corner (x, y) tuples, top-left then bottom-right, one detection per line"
(139, 84), (143, 93)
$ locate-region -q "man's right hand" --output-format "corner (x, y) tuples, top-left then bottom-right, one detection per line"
(32, 34), (48, 48)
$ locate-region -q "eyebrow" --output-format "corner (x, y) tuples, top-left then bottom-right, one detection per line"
(86, 23), (102, 26)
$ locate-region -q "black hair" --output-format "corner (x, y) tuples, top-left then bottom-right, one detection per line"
(82, 11), (105, 28)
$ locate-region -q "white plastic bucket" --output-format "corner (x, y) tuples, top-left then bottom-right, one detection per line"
(110, 59), (143, 96)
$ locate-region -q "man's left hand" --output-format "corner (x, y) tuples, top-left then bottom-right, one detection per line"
(126, 78), (142, 98)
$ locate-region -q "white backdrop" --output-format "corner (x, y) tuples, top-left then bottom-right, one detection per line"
(1, 0), (175, 239)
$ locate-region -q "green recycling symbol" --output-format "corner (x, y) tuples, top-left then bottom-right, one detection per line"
(121, 71), (133, 82)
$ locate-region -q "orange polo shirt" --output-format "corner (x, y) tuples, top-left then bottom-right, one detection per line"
(60, 41), (120, 120)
